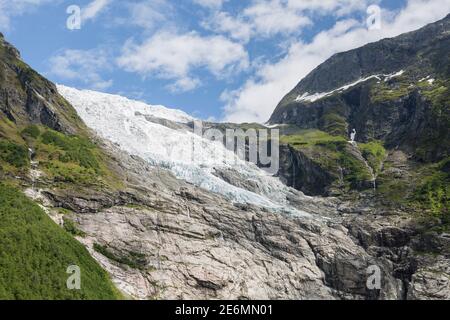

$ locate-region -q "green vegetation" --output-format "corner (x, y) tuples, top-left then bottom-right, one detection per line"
(40, 130), (100, 171)
(376, 155), (449, 232)
(15, 127), (123, 189)
(339, 149), (373, 184)
(422, 80), (450, 125)
(0, 139), (29, 168)
(0, 116), (24, 144)
(33, 129), (101, 185)
(63, 217), (87, 238)
(21, 125), (41, 139)
(319, 107), (348, 136)
(0, 183), (121, 300)
(280, 129), (346, 148)
(281, 129), (373, 188)
(413, 158), (450, 228)
(360, 141), (387, 175)
(370, 77), (414, 103)
(93, 244), (147, 270)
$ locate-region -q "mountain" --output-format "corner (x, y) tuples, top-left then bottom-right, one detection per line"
(0, 33), (86, 135)
(56, 85), (313, 216)
(0, 33), (121, 299)
(267, 15), (449, 219)
(1, 22), (449, 300)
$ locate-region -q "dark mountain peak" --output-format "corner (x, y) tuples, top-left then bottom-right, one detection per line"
(0, 34), (85, 136)
(0, 33), (21, 60)
(269, 15), (449, 163)
(271, 14), (450, 115)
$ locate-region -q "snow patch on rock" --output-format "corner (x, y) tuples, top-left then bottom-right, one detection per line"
(295, 70), (405, 103)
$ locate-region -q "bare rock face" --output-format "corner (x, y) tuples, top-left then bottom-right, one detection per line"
(72, 195), (392, 300)
(408, 257), (450, 300)
(0, 34), (85, 134)
(33, 142), (404, 300)
(1, 27), (447, 300)
(26, 136), (448, 300)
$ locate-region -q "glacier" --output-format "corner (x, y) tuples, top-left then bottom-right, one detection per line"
(57, 85), (311, 217)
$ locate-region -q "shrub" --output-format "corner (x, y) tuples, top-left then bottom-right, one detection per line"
(360, 141), (387, 175)
(0, 140), (29, 168)
(0, 184), (121, 299)
(63, 217), (87, 237)
(41, 130), (100, 171)
(21, 125), (40, 139)
(94, 244), (147, 270)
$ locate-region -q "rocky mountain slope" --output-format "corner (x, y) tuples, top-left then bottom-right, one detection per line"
(268, 15), (449, 223)
(0, 32), (121, 299)
(0, 21), (449, 300)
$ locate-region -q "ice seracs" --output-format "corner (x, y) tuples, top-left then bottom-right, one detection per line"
(57, 85), (310, 217)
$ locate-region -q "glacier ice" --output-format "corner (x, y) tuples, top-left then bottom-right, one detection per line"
(57, 85), (310, 217)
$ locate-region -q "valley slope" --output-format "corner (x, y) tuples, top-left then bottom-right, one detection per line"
(0, 17), (449, 301)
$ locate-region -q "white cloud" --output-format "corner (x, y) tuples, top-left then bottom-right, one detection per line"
(82, 0), (111, 22)
(117, 31), (249, 92)
(0, 0), (110, 30)
(126, 0), (171, 29)
(286, 0), (375, 16)
(203, 0), (312, 42)
(202, 0), (376, 43)
(0, 0), (51, 30)
(243, 0), (312, 37)
(202, 11), (253, 42)
(192, 0), (227, 9)
(222, 0), (450, 123)
(48, 49), (113, 90)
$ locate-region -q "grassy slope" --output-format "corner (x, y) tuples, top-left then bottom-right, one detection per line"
(0, 124), (124, 299)
(281, 128), (448, 229)
(281, 129), (377, 187)
(0, 183), (121, 300)
(0, 38), (124, 299)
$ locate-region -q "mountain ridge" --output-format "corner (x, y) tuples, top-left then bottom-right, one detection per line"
(0, 20), (449, 300)
(271, 13), (450, 113)
(265, 15), (449, 236)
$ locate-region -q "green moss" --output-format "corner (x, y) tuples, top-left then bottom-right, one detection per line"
(370, 78), (414, 103)
(63, 217), (87, 238)
(339, 148), (373, 184)
(281, 129), (346, 148)
(0, 139), (29, 168)
(0, 183), (121, 300)
(360, 141), (387, 175)
(40, 130), (100, 171)
(413, 159), (449, 219)
(21, 125), (41, 139)
(93, 244), (147, 270)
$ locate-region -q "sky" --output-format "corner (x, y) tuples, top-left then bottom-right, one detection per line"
(1, 0), (450, 123)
